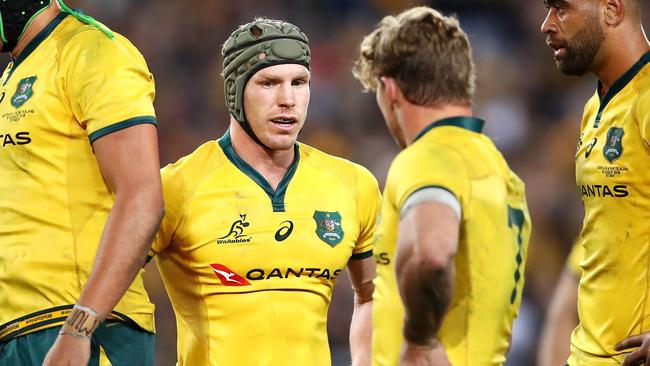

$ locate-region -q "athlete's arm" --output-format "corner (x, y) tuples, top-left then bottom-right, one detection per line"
(43, 124), (164, 366)
(395, 200), (459, 366)
(537, 267), (579, 366)
(348, 256), (375, 366)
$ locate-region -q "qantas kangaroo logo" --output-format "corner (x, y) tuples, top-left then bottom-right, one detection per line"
(210, 263), (251, 286)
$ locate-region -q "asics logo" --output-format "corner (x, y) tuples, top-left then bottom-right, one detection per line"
(274, 220), (294, 242)
(585, 137), (598, 158)
(209, 264), (251, 286)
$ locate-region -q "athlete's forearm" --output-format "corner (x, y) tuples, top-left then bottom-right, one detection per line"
(350, 296), (372, 366)
(76, 187), (163, 320)
(398, 257), (455, 346)
(537, 269), (579, 366)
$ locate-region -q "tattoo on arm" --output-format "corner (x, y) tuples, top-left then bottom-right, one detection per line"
(402, 264), (454, 346)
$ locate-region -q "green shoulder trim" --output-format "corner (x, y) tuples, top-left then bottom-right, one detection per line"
(88, 116), (157, 143)
(58, 1), (114, 40)
(593, 50), (650, 128)
(4, 12), (68, 86)
(351, 250), (373, 260)
(413, 116), (485, 143)
(218, 130), (299, 212)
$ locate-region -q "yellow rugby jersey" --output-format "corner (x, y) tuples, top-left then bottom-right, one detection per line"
(569, 51), (650, 366)
(0, 12), (157, 341)
(372, 117), (531, 366)
(151, 131), (381, 366)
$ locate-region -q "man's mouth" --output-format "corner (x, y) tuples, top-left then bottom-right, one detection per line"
(270, 116), (298, 128)
(547, 40), (566, 59)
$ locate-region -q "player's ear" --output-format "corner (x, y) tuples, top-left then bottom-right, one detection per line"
(380, 76), (401, 106)
(603, 0), (625, 26)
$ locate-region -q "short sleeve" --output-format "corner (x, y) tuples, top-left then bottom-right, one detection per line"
(388, 145), (469, 215)
(565, 239), (584, 276)
(150, 164), (186, 256)
(61, 30), (157, 142)
(351, 165), (382, 259)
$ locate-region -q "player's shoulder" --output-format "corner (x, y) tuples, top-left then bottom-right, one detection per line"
(161, 140), (225, 188)
(55, 15), (143, 62)
(298, 142), (378, 187)
(392, 135), (466, 173)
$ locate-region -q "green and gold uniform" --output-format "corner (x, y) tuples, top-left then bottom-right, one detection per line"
(372, 117), (531, 366)
(151, 131), (381, 366)
(0, 11), (157, 348)
(569, 51), (650, 366)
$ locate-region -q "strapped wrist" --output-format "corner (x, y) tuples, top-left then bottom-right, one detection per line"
(59, 304), (102, 339)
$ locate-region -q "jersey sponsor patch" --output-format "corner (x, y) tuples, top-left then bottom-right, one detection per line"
(313, 211), (343, 246)
(210, 264), (251, 286)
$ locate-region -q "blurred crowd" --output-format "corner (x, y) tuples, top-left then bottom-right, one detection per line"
(9, 0), (646, 364)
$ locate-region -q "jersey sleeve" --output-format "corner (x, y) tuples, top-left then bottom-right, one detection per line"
(565, 238), (584, 276)
(150, 164), (186, 256)
(351, 165), (382, 259)
(61, 29), (157, 142)
(388, 145), (469, 215)
(634, 89), (650, 147)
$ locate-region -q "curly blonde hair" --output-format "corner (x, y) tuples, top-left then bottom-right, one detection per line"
(353, 6), (475, 107)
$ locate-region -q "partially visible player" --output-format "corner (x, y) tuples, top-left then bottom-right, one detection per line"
(0, 1), (163, 365)
(149, 18), (380, 366)
(353, 6), (531, 366)
(541, 0), (650, 364)
(537, 241), (582, 366)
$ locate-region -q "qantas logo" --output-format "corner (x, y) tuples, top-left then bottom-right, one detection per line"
(209, 264), (250, 286)
(578, 184), (628, 198)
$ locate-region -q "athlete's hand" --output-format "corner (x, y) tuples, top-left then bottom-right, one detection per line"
(616, 332), (650, 366)
(399, 340), (452, 366)
(42, 333), (91, 366)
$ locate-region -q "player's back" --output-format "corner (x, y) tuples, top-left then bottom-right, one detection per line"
(373, 117), (531, 366)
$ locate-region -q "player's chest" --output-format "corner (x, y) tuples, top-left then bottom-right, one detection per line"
(175, 181), (360, 268)
(0, 63), (74, 150)
(575, 104), (648, 199)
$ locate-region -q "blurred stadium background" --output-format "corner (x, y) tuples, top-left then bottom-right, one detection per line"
(8, 0), (646, 364)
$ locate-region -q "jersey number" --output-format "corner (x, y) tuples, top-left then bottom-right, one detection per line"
(507, 205), (525, 305)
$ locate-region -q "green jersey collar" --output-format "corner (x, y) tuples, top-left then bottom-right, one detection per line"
(594, 50), (650, 128)
(218, 130), (299, 212)
(7, 12), (68, 81)
(413, 116), (485, 143)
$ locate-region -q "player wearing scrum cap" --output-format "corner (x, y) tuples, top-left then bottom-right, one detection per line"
(149, 18), (381, 365)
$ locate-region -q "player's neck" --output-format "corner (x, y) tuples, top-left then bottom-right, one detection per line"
(228, 122), (295, 190)
(11, 3), (62, 59)
(592, 26), (650, 89)
(399, 104), (473, 146)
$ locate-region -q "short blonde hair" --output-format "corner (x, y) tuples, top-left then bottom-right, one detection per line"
(353, 6), (475, 107)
